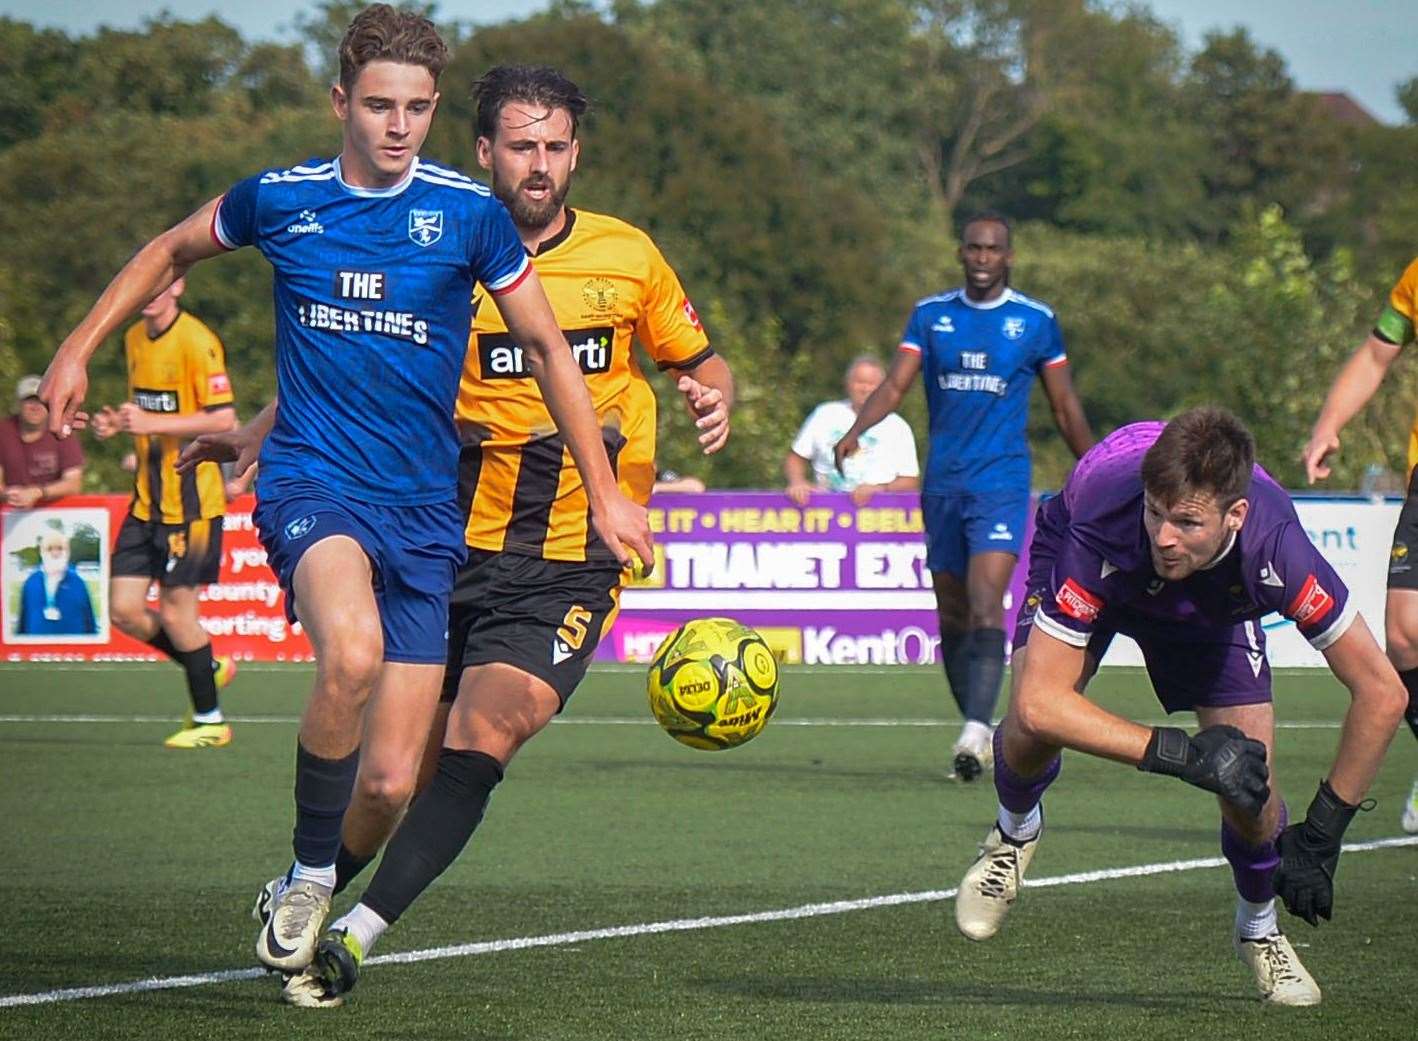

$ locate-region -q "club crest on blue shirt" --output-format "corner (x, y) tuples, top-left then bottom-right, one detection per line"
(408, 209), (444, 247)
(1002, 316), (1026, 340)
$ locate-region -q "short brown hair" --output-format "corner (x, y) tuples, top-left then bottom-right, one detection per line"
(338, 4), (449, 94)
(472, 65), (590, 141)
(1141, 406), (1255, 509)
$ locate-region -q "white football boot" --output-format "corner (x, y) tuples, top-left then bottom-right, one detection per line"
(955, 819), (1040, 941)
(1234, 930), (1322, 1006)
(256, 877), (333, 972)
(1401, 776), (1418, 835)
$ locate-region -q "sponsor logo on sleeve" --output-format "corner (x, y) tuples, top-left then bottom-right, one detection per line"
(207, 373), (231, 396)
(1056, 578), (1104, 623)
(682, 297), (703, 331)
(1287, 574), (1335, 628)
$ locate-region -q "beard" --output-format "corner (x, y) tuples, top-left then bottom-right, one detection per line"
(494, 173), (570, 230)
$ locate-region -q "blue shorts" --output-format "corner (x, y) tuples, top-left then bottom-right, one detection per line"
(254, 485), (466, 664)
(922, 487), (1030, 577)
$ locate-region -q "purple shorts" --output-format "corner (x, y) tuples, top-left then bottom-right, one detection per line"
(1014, 505), (1272, 714)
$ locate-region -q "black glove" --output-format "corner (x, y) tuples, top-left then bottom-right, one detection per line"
(1137, 725), (1270, 816)
(1275, 779), (1359, 927)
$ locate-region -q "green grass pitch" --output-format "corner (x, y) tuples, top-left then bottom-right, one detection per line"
(1, 662), (1416, 1039)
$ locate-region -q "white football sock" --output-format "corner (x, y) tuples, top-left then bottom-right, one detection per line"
(960, 719), (992, 747)
(192, 708), (224, 725)
(1235, 897), (1278, 940)
(997, 803), (1041, 842)
(333, 902), (390, 956)
(290, 861), (337, 889)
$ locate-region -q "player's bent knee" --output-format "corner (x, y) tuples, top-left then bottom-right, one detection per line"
(1385, 623), (1418, 669)
(354, 767), (418, 816)
(109, 605), (147, 636)
(1009, 698), (1053, 745)
(317, 639), (383, 697)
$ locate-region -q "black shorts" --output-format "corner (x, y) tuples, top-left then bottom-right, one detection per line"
(111, 513), (224, 587)
(1390, 469), (1418, 590)
(441, 549), (623, 707)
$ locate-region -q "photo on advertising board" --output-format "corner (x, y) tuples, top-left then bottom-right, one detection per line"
(2, 508), (109, 643)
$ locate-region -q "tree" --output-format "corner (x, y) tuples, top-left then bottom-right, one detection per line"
(0, 18), (80, 150)
(1183, 29), (1346, 239)
(977, 7), (1209, 238)
(1397, 75), (1418, 124)
(618, 0), (922, 210)
(436, 10), (901, 359)
(912, 0), (1103, 225)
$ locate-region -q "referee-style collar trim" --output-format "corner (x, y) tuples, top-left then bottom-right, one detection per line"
(529, 208), (577, 257)
(333, 155), (419, 198)
(957, 287), (1013, 311)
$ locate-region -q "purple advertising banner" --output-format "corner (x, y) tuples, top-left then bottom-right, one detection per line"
(600, 491), (1035, 665)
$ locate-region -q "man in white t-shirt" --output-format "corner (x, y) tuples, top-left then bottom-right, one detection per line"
(785, 355), (919, 506)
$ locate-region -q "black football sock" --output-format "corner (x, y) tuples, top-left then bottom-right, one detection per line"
(293, 742), (360, 871)
(333, 843), (377, 897)
(1401, 667), (1418, 741)
(939, 629), (970, 717)
(173, 642), (219, 716)
(361, 749), (504, 926)
(963, 627), (1007, 725)
(145, 630), (179, 661)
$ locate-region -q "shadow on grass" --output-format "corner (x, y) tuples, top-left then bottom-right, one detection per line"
(693, 974), (1247, 1010)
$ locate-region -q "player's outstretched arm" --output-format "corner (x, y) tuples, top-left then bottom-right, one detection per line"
(1275, 615), (1406, 925)
(494, 272), (653, 571)
(1014, 626), (1156, 763)
(1039, 361), (1094, 459)
(1303, 334), (1401, 484)
(177, 399), (277, 480)
(41, 197), (228, 437)
(1018, 628), (1269, 814)
(671, 353), (733, 455)
(834, 349), (921, 475)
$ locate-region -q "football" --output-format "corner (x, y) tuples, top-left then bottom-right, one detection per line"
(646, 617), (780, 750)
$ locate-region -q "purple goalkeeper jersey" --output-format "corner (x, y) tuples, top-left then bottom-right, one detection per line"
(1029, 422), (1356, 652)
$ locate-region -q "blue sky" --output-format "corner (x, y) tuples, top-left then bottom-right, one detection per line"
(2, 0), (1410, 123)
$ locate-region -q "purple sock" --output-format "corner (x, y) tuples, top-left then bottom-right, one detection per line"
(992, 724), (1061, 813)
(1220, 802), (1288, 903)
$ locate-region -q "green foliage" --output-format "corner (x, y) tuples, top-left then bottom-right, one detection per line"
(1183, 30), (1347, 240)
(2, 4), (1415, 493)
(1199, 207), (1395, 488)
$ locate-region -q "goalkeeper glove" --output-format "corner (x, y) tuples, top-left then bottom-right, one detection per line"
(1275, 779), (1359, 927)
(1138, 725), (1270, 816)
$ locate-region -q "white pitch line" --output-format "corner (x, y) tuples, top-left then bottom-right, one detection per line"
(3, 836), (1414, 1010)
(0, 714), (1346, 730)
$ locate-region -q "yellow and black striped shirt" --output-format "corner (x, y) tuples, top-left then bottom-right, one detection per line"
(123, 311), (235, 524)
(460, 209), (711, 561)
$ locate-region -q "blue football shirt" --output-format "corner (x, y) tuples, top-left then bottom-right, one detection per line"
(214, 155), (529, 505)
(900, 287), (1067, 494)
